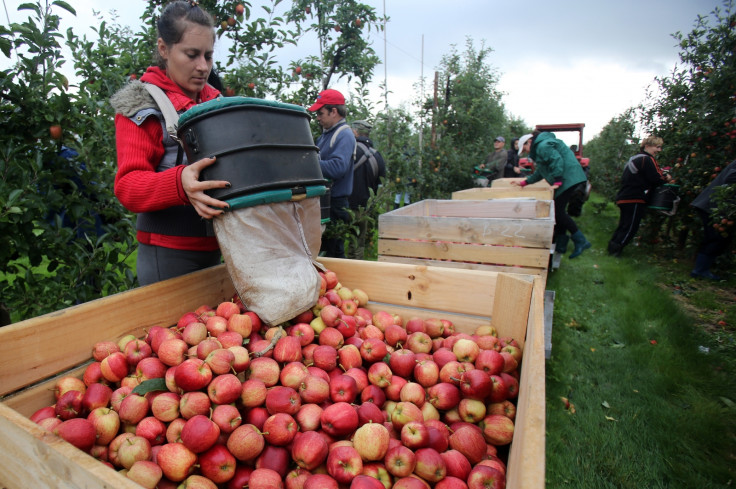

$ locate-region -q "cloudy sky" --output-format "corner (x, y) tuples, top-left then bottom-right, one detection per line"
(2, 0), (726, 143)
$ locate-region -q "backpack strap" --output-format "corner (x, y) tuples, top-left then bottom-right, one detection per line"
(330, 123), (357, 161)
(142, 83), (181, 145)
(354, 142), (379, 182)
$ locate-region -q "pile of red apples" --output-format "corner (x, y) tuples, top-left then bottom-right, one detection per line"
(30, 268), (521, 489)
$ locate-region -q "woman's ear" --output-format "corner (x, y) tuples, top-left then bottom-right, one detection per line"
(157, 38), (168, 64)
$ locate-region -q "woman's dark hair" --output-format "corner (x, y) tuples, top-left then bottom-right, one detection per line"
(154, 1), (215, 69)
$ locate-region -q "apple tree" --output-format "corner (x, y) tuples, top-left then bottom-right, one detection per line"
(0, 2), (147, 322)
(639, 3), (736, 250)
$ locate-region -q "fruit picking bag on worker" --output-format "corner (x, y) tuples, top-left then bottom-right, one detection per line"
(213, 197), (323, 326)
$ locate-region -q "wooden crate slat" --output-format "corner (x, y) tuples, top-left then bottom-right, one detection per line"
(378, 239), (551, 268)
(378, 216), (553, 248)
(377, 255), (547, 276)
(506, 277), (547, 488)
(0, 265), (235, 398)
(0, 403), (141, 489)
(452, 187), (554, 201)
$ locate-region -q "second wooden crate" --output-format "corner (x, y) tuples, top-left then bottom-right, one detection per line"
(378, 199), (555, 277)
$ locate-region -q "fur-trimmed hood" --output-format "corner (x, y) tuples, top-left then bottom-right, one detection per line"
(110, 80), (157, 118)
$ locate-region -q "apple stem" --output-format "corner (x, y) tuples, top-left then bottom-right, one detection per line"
(252, 326), (285, 358)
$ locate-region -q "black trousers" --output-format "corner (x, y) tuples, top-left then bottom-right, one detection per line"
(610, 202), (647, 249)
(321, 196), (350, 258)
(137, 243), (221, 286)
(554, 184), (583, 235)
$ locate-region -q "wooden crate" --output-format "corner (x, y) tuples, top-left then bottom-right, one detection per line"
(0, 259), (545, 489)
(378, 199), (555, 277)
(452, 186), (554, 201)
(491, 177), (552, 189)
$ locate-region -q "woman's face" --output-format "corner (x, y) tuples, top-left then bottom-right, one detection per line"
(645, 143), (663, 157)
(158, 22), (214, 100)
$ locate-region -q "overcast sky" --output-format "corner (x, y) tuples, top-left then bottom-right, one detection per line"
(2, 0), (727, 144)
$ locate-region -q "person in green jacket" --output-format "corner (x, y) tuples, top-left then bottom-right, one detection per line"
(513, 131), (591, 258)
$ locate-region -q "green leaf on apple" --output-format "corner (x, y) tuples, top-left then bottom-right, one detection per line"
(132, 378), (168, 396)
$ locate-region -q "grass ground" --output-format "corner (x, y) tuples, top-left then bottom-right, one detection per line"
(544, 194), (736, 488)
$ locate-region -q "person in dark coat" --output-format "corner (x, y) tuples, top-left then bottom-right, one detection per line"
(608, 136), (671, 257)
(504, 138), (521, 177)
(689, 159), (736, 279)
(347, 120), (386, 259)
(514, 131), (590, 258)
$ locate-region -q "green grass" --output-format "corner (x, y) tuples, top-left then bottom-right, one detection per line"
(545, 195), (736, 488)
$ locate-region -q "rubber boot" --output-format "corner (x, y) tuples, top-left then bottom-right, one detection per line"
(608, 240), (622, 257)
(555, 234), (570, 254)
(569, 231), (591, 259)
(690, 253), (721, 280)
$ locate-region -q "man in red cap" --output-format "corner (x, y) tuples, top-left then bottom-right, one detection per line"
(308, 89), (356, 258)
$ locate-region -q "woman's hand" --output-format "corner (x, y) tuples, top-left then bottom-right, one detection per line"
(181, 156), (231, 219)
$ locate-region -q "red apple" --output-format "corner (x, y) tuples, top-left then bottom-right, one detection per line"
(227, 423), (265, 461)
(274, 335), (303, 363)
(87, 406), (120, 446)
(413, 447), (447, 482)
(298, 374), (330, 404)
(327, 445), (363, 484)
(367, 361), (392, 388)
(127, 460), (163, 489)
(100, 351), (129, 383)
(352, 473), (386, 489)
(389, 349), (416, 378)
(207, 373), (242, 405)
(136, 416), (167, 446)
(360, 337), (389, 364)
(401, 420), (430, 450)
(390, 401), (424, 431)
(118, 393), (149, 425)
(352, 421), (390, 461)
(117, 434), (152, 469)
(426, 382), (461, 411)
(263, 412), (298, 446)
(198, 444), (237, 484)
(448, 425), (486, 464)
(360, 384), (386, 409)
(304, 473), (338, 489)
(435, 476), (469, 489)
(124, 339), (153, 367)
(406, 332), (432, 354)
(291, 430), (329, 470)
(174, 358), (212, 392)
(179, 391), (211, 419)
(414, 359), (440, 387)
(247, 356), (281, 386)
(53, 417), (97, 452)
(196, 337), (223, 360)
(157, 442), (197, 481)
(181, 414), (220, 453)
(321, 401), (359, 437)
(157, 337), (189, 367)
(440, 449), (472, 480)
(255, 444), (290, 478)
(313, 344), (338, 371)
(399, 382), (426, 407)
(479, 414), (515, 446)
(500, 372), (519, 399)
(93, 341), (120, 362)
(467, 464), (505, 489)
(385, 444), (416, 478)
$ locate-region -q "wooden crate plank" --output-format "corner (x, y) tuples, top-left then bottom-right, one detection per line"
(318, 258), (504, 319)
(384, 199), (551, 219)
(452, 187), (554, 201)
(378, 239), (551, 268)
(506, 277), (547, 488)
(0, 403), (139, 489)
(379, 216), (553, 248)
(490, 273), (533, 339)
(492, 177), (552, 189)
(0, 265), (235, 397)
(377, 255), (547, 277)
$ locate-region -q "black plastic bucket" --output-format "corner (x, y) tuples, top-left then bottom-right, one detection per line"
(648, 184), (680, 211)
(177, 97), (326, 201)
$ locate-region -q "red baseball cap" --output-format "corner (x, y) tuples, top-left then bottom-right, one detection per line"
(308, 89), (346, 112)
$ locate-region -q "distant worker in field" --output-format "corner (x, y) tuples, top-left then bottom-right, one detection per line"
(308, 88), (356, 258)
(347, 120), (386, 260)
(513, 131), (591, 258)
(689, 159), (736, 280)
(607, 136), (671, 257)
(480, 136), (508, 181)
(504, 137), (522, 177)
